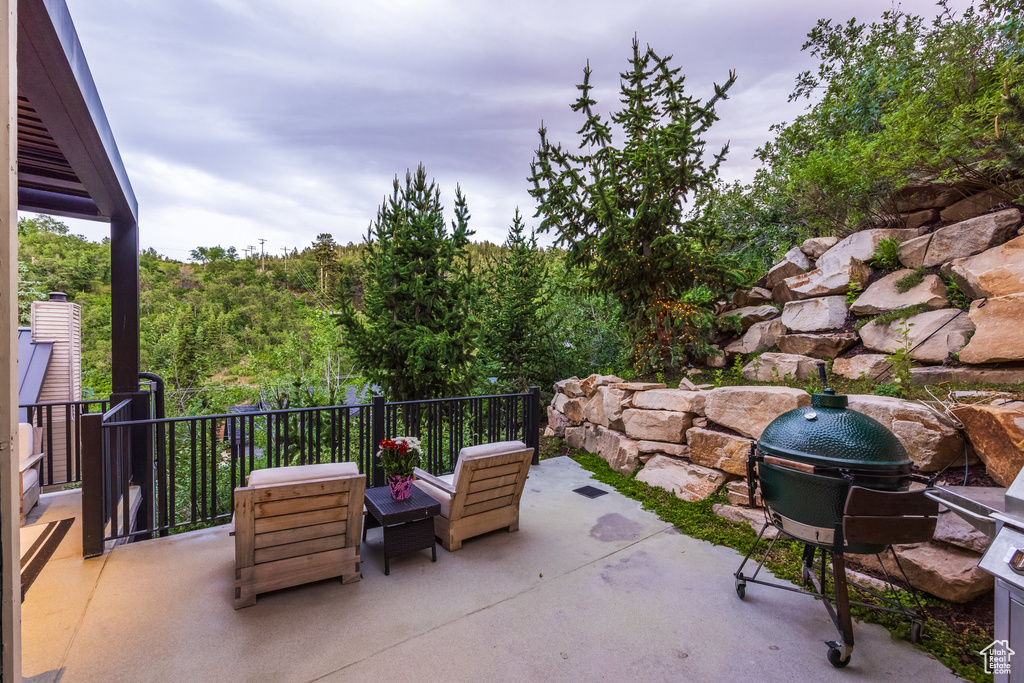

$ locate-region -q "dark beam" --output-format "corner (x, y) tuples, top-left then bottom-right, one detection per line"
(17, 186), (102, 219)
(17, 0), (137, 223)
(110, 215), (139, 393)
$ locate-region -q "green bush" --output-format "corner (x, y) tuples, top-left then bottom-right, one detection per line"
(870, 237), (902, 271)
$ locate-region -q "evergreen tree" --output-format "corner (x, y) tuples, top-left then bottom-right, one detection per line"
(480, 210), (549, 392)
(528, 37), (743, 373)
(312, 232), (338, 293)
(337, 165), (478, 401)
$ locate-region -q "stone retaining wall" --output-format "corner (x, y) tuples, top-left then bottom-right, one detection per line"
(547, 374), (1024, 602)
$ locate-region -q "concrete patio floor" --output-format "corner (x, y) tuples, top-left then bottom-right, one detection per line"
(21, 456), (956, 682)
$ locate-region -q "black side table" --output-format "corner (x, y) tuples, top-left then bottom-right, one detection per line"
(362, 485), (441, 575)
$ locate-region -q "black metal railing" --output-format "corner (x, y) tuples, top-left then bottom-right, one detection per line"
(81, 399), (134, 555)
(81, 388), (540, 556)
(21, 399), (110, 488)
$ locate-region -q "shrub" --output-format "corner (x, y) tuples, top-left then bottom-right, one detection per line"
(870, 237), (902, 271)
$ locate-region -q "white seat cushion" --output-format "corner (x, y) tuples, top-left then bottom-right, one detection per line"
(452, 440), (528, 486)
(414, 474), (455, 518)
(22, 466), (39, 492)
(247, 462), (359, 487)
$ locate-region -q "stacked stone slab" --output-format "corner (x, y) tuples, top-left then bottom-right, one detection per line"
(546, 375), (1006, 601)
(714, 180), (1024, 383)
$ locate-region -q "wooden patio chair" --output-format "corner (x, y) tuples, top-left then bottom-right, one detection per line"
(18, 423), (44, 525)
(413, 440), (533, 551)
(233, 462), (365, 609)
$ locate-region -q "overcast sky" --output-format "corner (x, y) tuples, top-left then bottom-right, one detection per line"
(52, 0), (957, 260)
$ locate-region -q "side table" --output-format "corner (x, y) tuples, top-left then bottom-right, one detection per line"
(362, 485), (441, 575)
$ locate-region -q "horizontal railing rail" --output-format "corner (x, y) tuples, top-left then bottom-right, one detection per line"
(85, 388), (540, 550)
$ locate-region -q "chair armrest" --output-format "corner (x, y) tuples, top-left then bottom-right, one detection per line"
(20, 451), (44, 473)
(413, 468), (455, 496)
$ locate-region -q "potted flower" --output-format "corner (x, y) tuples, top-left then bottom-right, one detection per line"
(377, 437), (422, 500)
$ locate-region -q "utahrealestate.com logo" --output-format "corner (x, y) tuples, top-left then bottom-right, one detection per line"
(981, 640), (1014, 675)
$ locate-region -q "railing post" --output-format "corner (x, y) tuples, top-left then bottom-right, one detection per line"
(371, 395), (385, 488)
(81, 412), (104, 557)
(528, 386), (540, 465)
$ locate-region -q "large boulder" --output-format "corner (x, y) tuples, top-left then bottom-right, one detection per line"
(959, 293), (1024, 364)
(740, 352), (820, 382)
(704, 386), (811, 439)
(720, 305), (780, 332)
(713, 504), (777, 538)
(725, 479), (762, 508)
(724, 319), (786, 356)
(939, 180), (1024, 223)
(944, 234), (1024, 299)
(781, 296), (849, 332)
(898, 208), (1022, 268)
(733, 287), (774, 308)
(561, 378), (585, 398)
(858, 308), (974, 363)
(776, 332), (858, 359)
(764, 247), (812, 289)
(934, 508), (992, 555)
(561, 397), (586, 424)
(851, 543), (993, 602)
(950, 403), (1024, 487)
(630, 389), (706, 415)
(544, 406), (571, 437)
(891, 181), (971, 212)
(621, 409), (692, 443)
(901, 208), (940, 230)
(832, 354), (892, 381)
(800, 236), (839, 259)
(774, 257), (871, 302)
(564, 426), (586, 451)
(636, 441), (691, 458)
(845, 394), (966, 472)
(850, 269), (948, 316)
(910, 365), (1024, 386)
(635, 455), (730, 502)
(553, 377), (579, 395)
(687, 427), (752, 476)
(596, 428), (641, 475)
(816, 228), (923, 273)
(894, 543), (993, 602)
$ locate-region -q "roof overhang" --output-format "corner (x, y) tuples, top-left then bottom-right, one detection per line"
(16, 0), (137, 224)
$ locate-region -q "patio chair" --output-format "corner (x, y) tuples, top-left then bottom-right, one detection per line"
(18, 423), (44, 525)
(413, 440), (533, 551)
(233, 462), (365, 609)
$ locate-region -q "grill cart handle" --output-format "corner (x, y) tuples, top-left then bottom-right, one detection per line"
(761, 454), (817, 475)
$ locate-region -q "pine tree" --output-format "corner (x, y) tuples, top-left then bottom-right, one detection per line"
(528, 37), (742, 373)
(480, 210), (549, 392)
(338, 165), (478, 401)
(312, 233), (338, 293)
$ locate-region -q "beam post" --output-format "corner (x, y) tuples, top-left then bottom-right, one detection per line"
(0, 0), (20, 679)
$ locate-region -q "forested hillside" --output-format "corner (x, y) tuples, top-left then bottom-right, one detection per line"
(17, 213), (628, 414)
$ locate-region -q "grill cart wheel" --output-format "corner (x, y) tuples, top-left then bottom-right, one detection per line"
(827, 646), (851, 668)
(735, 579), (746, 600)
(910, 621), (922, 643)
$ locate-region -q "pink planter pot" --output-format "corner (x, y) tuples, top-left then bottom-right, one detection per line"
(388, 474), (414, 500)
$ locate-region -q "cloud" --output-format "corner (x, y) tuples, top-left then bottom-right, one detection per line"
(59, 0), (959, 257)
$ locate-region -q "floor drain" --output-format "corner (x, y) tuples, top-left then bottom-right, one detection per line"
(573, 485), (609, 499)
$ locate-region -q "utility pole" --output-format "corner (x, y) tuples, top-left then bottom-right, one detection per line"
(258, 238), (266, 272)
(282, 247), (289, 272)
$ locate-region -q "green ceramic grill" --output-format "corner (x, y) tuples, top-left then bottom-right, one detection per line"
(755, 386), (913, 554)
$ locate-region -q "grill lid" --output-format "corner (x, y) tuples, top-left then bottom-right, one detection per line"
(758, 388), (912, 472)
